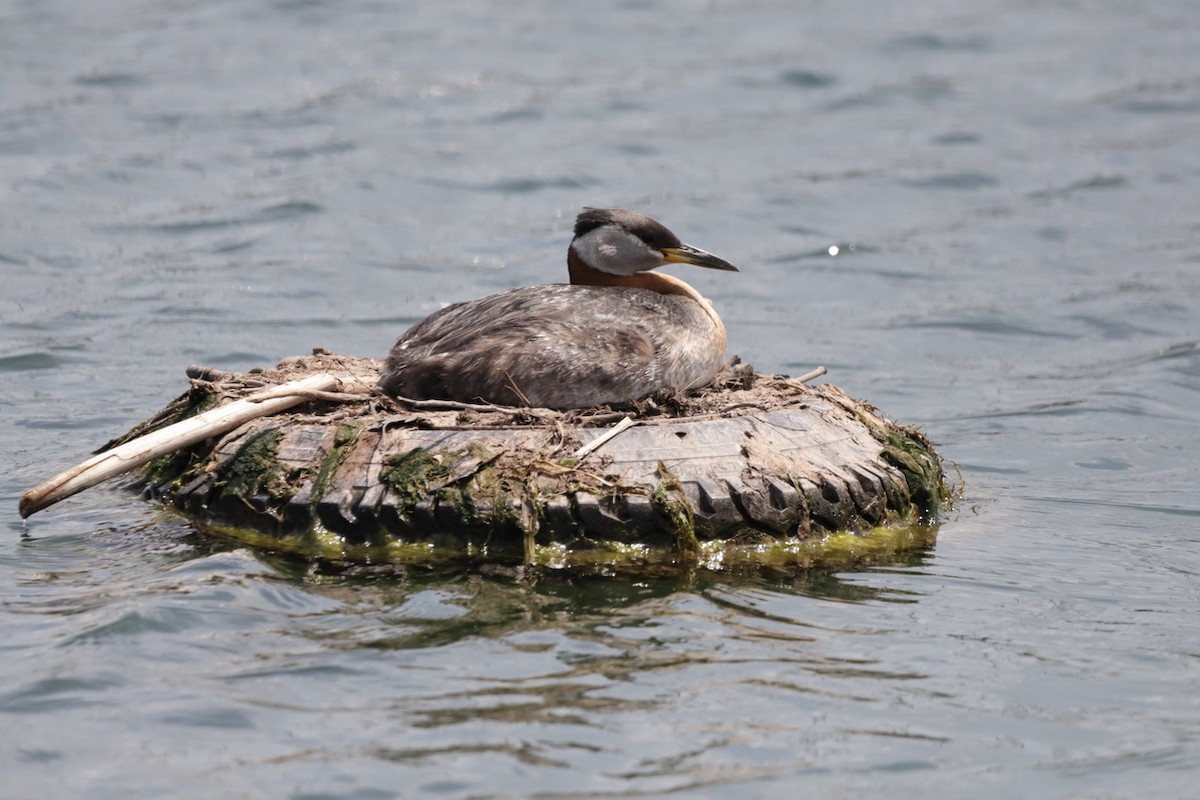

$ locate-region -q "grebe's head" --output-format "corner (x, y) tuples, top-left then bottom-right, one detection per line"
(569, 208), (740, 276)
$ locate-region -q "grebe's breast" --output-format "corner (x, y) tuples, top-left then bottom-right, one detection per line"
(380, 284), (727, 409)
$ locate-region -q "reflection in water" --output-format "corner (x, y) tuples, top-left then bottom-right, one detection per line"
(273, 527), (936, 659)
(233, 538), (942, 790)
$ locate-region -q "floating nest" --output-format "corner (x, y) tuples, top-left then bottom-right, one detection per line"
(30, 349), (950, 572)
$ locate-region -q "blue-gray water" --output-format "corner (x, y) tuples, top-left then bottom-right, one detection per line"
(4, 1), (1200, 797)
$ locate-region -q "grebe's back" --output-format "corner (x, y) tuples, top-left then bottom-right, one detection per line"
(379, 208), (738, 409)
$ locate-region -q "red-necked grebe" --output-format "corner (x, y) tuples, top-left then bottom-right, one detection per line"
(378, 208), (739, 409)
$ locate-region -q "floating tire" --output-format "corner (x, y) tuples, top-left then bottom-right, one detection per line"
(107, 352), (948, 567)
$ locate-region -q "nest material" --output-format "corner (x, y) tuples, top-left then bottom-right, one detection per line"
(122, 350), (946, 566)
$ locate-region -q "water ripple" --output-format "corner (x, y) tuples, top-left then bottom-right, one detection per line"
(822, 77), (954, 111)
(0, 674), (124, 714)
(421, 174), (601, 194)
(779, 68), (838, 89)
(104, 201), (325, 235)
(900, 171), (1000, 190)
(1028, 174), (1128, 199)
(0, 352), (68, 372)
(73, 72), (144, 88)
(259, 138), (356, 161)
(885, 32), (992, 52)
(891, 317), (1077, 339)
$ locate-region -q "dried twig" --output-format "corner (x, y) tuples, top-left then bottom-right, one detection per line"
(246, 387), (371, 404)
(532, 460), (617, 487)
(721, 402), (770, 414)
(385, 393), (557, 420)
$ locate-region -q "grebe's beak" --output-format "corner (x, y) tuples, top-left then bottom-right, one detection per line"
(661, 243), (740, 272)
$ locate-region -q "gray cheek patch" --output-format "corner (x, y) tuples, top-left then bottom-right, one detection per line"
(573, 226), (664, 275)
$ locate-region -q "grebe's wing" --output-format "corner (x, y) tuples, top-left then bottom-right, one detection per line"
(380, 285), (682, 408)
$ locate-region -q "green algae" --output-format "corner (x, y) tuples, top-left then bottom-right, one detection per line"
(528, 522), (939, 575)
(378, 445), (562, 549)
(821, 386), (951, 522)
(186, 513), (938, 578)
(380, 447), (455, 518)
(651, 462), (699, 559)
(143, 447), (205, 488)
(215, 427), (284, 503)
(873, 424), (948, 520)
(308, 423), (363, 514)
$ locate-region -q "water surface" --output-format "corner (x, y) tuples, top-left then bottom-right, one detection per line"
(4, 0), (1200, 796)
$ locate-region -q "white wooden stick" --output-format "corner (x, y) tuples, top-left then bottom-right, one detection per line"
(19, 373), (341, 518)
(794, 365), (828, 384)
(572, 415), (637, 460)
